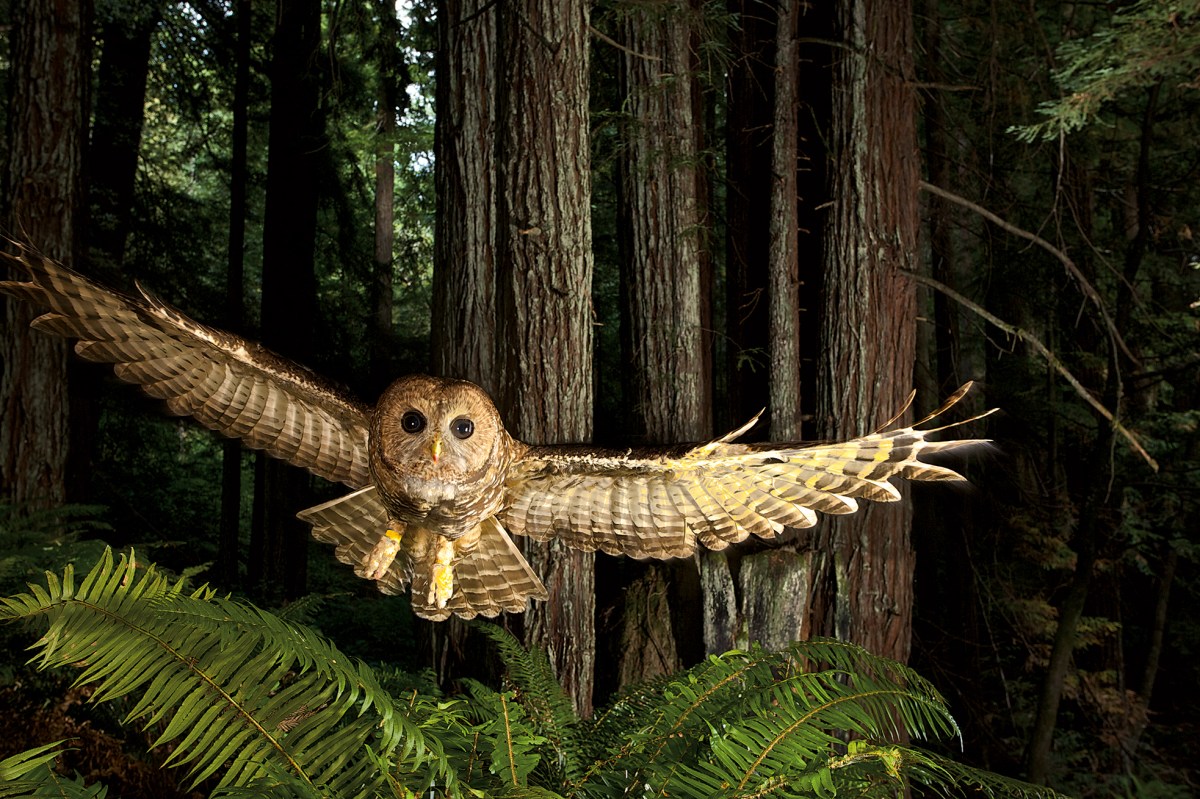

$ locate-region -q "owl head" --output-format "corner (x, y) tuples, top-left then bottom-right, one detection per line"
(369, 374), (510, 489)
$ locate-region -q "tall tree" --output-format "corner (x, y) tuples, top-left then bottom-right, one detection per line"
(429, 0), (500, 685)
(88, 2), (162, 273)
(496, 0), (596, 716)
(432, 0), (498, 396)
(0, 0), (89, 509)
(219, 0), (253, 588)
(251, 0), (326, 599)
(813, 0), (920, 662)
(612, 0), (712, 687)
(370, 0), (406, 389)
(767, 0), (801, 441)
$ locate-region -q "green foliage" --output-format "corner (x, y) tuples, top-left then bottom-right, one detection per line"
(0, 550), (1067, 798)
(0, 548), (458, 797)
(0, 504), (111, 598)
(0, 741), (106, 798)
(1012, 0), (1200, 140)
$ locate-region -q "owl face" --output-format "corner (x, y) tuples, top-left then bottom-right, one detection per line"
(369, 375), (514, 533)
(371, 374), (505, 480)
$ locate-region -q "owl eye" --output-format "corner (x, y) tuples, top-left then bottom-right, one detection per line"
(400, 410), (426, 434)
(450, 417), (475, 440)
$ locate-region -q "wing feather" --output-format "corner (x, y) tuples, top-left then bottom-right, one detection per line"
(298, 490), (546, 620)
(500, 384), (994, 558)
(0, 243), (371, 488)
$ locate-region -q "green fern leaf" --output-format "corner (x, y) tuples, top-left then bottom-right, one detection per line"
(0, 548), (451, 797)
(0, 741), (107, 798)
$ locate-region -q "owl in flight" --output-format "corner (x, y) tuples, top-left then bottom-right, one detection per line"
(1, 244), (993, 620)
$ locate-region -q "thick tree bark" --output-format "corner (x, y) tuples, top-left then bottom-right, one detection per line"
(252, 0), (325, 600)
(768, 0), (801, 441)
(618, 0), (711, 445)
(1, 0), (88, 509)
(613, 0), (711, 688)
(432, 0), (499, 396)
(428, 0), (501, 690)
(813, 0), (920, 663)
(495, 0), (595, 717)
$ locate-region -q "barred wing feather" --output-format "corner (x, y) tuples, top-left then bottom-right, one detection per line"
(0, 243), (371, 488)
(500, 383), (993, 558)
(299, 488), (547, 620)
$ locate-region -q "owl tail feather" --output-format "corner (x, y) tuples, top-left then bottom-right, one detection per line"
(298, 487), (547, 621)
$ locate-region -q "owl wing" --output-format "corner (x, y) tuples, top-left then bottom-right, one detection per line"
(299, 488), (548, 620)
(499, 383), (994, 558)
(0, 243), (371, 488)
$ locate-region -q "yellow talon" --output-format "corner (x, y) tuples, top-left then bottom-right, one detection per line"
(364, 534), (402, 580)
(428, 537), (456, 608)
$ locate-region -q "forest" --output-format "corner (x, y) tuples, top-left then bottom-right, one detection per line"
(0, 0), (1197, 797)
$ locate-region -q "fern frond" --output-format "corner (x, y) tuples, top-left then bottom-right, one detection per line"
(476, 623), (582, 786)
(0, 548), (449, 796)
(0, 741), (106, 798)
(573, 639), (967, 799)
(900, 747), (1073, 799)
(455, 678), (551, 794)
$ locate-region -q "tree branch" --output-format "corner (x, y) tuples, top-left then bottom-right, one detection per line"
(908, 271), (1159, 472)
(919, 180), (1140, 368)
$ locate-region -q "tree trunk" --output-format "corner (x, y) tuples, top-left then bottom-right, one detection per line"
(432, 0), (499, 396)
(768, 0), (801, 441)
(813, 0), (920, 663)
(88, 5), (160, 274)
(219, 0), (252, 589)
(428, 0), (501, 691)
(612, 0), (711, 689)
(496, 0), (595, 717)
(618, 0), (711, 445)
(253, 0), (325, 600)
(371, 0), (404, 390)
(1, 0), (88, 510)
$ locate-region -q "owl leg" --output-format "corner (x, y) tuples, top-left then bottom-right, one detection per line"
(363, 520), (407, 580)
(428, 536), (456, 609)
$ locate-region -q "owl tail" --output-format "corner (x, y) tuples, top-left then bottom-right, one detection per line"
(298, 487), (547, 621)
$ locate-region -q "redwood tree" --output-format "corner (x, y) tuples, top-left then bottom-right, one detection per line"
(251, 0), (325, 600)
(0, 0), (89, 509)
(812, 0), (921, 662)
(496, 0), (596, 716)
(612, 0), (712, 687)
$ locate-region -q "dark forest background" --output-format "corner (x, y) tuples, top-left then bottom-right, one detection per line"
(0, 0), (1198, 797)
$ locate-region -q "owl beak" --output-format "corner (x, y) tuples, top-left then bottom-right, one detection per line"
(429, 433), (443, 464)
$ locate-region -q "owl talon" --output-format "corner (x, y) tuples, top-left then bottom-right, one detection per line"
(427, 537), (456, 608)
(364, 525), (405, 580)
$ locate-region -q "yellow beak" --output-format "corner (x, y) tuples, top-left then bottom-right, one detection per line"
(430, 433), (443, 464)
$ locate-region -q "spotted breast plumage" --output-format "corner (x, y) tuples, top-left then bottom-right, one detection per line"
(0, 242), (994, 620)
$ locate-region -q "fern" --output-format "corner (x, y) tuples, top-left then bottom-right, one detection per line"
(474, 624), (583, 790)
(0, 553), (1071, 799)
(0, 548), (454, 797)
(564, 640), (1062, 799)
(0, 741), (106, 798)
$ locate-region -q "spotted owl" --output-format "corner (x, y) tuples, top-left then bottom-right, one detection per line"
(0, 243), (993, 620)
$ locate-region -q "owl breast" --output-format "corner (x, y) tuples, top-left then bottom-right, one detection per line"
(376, 468), (507, 539)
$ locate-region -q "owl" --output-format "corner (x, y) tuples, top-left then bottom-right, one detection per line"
(1, 244), (993, 620)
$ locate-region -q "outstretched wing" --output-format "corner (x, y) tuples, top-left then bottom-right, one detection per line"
(299, 488), (548, 620)
(500, 383), (994, 558)
(0, 242), (371, 488)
